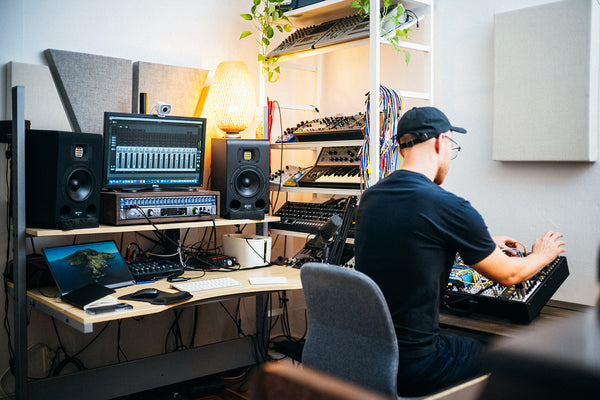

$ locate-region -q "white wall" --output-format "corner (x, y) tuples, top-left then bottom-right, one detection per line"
(433, 0), (600, 305)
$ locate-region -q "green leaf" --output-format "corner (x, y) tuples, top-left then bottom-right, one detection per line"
(258, 53), (266, 62)
(350, 1), (361, 10)
(240, 31), (252, 39)
(262, 37), (270, 45)
(276, 25), (283, 32)
(274, 66), (280, 74)
(273, 10), (280, 20)
(384, 0), (391, 8)
(268, 70), (274, 81)
(404, 50), (411, 65)
(253, 0), (260, 5)
(268, 4), (275, 14)
(284, 24), (292, 32)
(251, 4), (257, 14)
(240, 13), (252, 20)
(266, 25), (274, 38)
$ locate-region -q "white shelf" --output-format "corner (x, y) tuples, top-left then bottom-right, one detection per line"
(270, 228), (355, 243)
(270, 185), (361, 196)
(271, 139), (364, 150)
(285, 0), (431, 26)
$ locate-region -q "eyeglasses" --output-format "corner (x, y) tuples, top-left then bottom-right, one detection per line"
(443, 135), (461, 160)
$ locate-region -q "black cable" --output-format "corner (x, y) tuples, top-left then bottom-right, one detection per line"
(270, 100), (285, 215)
(189, 305), (199, 348)
(116, 320), (128, 362)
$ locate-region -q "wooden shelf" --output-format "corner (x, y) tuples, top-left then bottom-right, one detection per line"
(26, 216), (280, 237)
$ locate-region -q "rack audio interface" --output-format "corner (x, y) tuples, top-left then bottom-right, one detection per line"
(100, 190), (220, 225)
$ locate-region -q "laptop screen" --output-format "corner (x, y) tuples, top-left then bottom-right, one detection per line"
(42, 240), (135, 295)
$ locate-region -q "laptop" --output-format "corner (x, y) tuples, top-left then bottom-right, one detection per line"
(42, 240), (135, 308)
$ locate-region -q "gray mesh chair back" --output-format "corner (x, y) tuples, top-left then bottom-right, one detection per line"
(300, 263), (399, 399)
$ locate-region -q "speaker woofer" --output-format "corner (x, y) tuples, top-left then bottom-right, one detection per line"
(66, 168), (94, 202)
(234, 169), (261, 198)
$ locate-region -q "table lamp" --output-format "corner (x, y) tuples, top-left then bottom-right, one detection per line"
(211, 61), (256, 138)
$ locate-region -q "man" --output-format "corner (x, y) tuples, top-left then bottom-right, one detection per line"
(354, 106), (565, 396)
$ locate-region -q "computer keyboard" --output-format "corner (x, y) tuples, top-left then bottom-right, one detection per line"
(171, 277), (242, 292)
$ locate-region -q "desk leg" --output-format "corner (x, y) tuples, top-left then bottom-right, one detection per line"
(255, 293), (269, 362)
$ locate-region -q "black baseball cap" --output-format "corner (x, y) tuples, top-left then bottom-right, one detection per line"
(397, 107), (466, 148)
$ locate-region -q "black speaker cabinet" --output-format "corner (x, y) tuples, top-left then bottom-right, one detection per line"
(26, 130), (102, 230)
(211, 138), (269, 219)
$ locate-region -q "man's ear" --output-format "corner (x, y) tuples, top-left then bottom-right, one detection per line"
(434, 135), (444, 154)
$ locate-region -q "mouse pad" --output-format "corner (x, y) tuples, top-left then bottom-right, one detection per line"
(119, 290), (192, 305)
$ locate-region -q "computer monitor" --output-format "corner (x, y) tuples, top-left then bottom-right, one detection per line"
(102, 112), (206, 191)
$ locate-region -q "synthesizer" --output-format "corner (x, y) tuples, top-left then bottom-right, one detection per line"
(270, 197), (356, 237)
(268, 4), (422, 57)
(292, 113), (366, 142)
(296, 146), (361, 189)
(100, 190), (220, 225)
(126, 258), (183, 282)
(444, 256), (569, 323)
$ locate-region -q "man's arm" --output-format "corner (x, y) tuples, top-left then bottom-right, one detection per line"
(472, 231), (566, 287)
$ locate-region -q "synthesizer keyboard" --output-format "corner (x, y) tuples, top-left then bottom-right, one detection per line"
(126, 258), (184, 282)
(292, 113), (366, 142)
(444, 256), (569, 322)
(297, 146), (361, 189)
(270, 197), (356, 237)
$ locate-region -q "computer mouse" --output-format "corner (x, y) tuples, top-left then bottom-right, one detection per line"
(130, 288), (159, 299)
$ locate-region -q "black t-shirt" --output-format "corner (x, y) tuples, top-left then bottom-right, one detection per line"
(354, 170), (496, 358)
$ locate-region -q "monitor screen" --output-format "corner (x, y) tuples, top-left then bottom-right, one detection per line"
(102, 112), (206, 191)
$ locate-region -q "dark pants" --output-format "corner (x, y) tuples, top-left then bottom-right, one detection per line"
(396, 333), (485, 397)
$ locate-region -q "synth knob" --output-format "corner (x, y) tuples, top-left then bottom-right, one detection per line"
(147, 209), (154, 217)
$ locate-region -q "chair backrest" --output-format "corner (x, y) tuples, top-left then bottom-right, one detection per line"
(300, 262), (399, 399)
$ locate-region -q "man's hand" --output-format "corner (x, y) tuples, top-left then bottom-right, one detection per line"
(531, 230), (566, 265)
(492, 235), (519, 256)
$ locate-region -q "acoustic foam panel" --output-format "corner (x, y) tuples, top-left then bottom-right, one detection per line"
(493, 0), (599, 161)
(44, 49), (132, 134)
(4, 62), (71, 131)
(132, 61), (209, 116)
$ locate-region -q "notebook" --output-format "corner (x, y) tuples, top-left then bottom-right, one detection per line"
(42, 240), (135, 308)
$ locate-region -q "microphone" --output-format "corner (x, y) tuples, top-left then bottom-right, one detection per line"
(306, 214), (343, 249)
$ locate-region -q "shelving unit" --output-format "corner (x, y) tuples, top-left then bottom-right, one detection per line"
(267, 0), (433, 191)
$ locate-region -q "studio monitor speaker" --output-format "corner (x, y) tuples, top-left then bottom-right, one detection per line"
(26, 130), (102, 229)
(211, 138), (269, 219)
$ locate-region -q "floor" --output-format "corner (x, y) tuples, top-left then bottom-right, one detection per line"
(112, 367), (252, 400)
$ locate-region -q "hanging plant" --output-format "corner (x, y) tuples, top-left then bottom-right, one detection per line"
(240, 0), (292, 83)
(351, 0), (413, 64)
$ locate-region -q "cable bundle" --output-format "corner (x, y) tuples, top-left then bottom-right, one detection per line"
(360, 85), (403, 190)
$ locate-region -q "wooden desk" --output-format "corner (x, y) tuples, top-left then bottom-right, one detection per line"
(23, 265), (302, 400)
(28, 265), (301, 333)
(439, 300), (589, 339)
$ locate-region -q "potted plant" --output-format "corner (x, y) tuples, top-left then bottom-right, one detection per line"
(240, 0), (414, 83)
(240, 0), (292, 83)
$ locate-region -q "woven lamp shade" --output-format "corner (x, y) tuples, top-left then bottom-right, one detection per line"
(211, 61), (256, 138)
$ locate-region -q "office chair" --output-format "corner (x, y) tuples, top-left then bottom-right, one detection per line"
(300, 262), (400, 398)
(300, 263), (489, 400)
